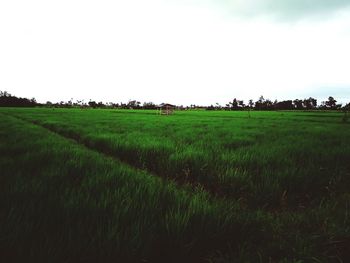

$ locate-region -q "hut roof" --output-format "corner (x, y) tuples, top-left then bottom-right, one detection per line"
(159, 103), (176, 108)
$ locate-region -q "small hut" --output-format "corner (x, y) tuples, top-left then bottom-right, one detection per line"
(159, 103), (176, 115)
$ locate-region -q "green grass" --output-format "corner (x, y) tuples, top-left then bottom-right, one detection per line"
(0, 108), (349, 262)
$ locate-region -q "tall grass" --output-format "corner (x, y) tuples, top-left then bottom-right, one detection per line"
(0, 114), (275, 262)
(0, 108), (349, 262)
(5, 108), (349, 209)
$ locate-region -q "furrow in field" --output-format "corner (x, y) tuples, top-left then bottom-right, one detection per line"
(2, 109), (350, 262)
(1, 113), (273, 262)
(8, 109), (349, 212)
(10, 113), (265, 204)
(3, 113), (321, 209)
(9, 114), (224, 198)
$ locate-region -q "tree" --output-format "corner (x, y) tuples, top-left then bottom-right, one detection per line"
(325, 96), (337, 109)
(343, 103), (350, 110)
(255, 96), (274, 110)
(230, 98), (239, 110)
(88, 100), (98, 108)
(97, 101), (105, 108)
(228, 98), (244, 110)
(248, 99), (254, 108)
(0, 91), (11, 97)
(264, 99), (273, 110)
(127, 100), (141, 109)
(206, 104), (215, 111)
(0, 91), (37, 107)
(303, 97), (317, 109)
(293, 99), (304, 110)
(274, 100), (294, 110)
(255, 96), (265, 110)
(143, 102), (156, 110)
(247, 99), (254, 118)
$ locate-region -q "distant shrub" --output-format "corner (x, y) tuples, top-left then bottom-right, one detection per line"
(0, 93), (37, 107)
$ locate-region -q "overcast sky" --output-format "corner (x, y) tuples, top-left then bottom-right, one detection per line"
(1, 0), (350, 105)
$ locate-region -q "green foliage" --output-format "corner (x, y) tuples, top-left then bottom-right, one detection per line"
(342, 111), (349, 123)
(0, 108), (349, 262)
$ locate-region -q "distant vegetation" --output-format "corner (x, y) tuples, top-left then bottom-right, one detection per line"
(0, 91), (37, 107)
(1, 90), (349, 110)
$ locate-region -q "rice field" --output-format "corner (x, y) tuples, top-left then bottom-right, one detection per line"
(0, 108), (349, 262)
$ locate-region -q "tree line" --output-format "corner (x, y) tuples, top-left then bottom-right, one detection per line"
(0, 91), (37, 107)
(1, 90), (349, 111)
(206, 96), (347, 111)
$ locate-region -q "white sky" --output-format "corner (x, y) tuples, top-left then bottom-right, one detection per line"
(1, 0), (350, 105)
